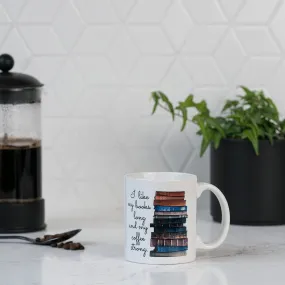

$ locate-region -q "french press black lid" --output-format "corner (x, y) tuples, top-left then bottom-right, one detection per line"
(0, 54), (43, 104)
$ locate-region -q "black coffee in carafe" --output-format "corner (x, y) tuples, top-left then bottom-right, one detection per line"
(0, 54), (46, 233)
(0, 138), (41, 201)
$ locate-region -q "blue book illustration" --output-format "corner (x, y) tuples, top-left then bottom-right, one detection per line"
(153, 217), (187, 224)
(152, 226), (187, 233)
(154, 206), (187, 212)
(155, 246), (188, 253)
(150, 223), (184, 228)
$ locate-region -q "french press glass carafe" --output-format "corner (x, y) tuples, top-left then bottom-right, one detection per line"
(0, 54), (45, 233)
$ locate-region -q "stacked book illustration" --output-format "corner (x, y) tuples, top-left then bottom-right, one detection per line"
(150, 191), (188, 257)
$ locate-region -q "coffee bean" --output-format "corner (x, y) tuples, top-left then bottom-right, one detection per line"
(70, 243), (77, 250)
(63, 243), (71, 250)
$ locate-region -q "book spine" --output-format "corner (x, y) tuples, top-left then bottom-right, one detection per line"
(150, 238), (188, 247)
(154, 199), (186, 206)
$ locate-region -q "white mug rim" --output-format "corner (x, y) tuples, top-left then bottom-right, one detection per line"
(125, 172), (197, 182)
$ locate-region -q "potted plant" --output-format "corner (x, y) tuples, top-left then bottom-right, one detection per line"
(150, 86), (285, 225)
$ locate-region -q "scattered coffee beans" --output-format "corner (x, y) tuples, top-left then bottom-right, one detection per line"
(35, 233), (85, 251)
(56, 241), (84, 250)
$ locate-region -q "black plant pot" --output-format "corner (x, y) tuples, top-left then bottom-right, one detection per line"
(210, 138), (285, 225)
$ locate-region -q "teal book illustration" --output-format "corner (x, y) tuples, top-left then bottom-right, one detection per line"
(150, 191), (188, 257)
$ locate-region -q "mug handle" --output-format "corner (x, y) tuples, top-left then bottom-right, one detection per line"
(196, 182), (230, 250)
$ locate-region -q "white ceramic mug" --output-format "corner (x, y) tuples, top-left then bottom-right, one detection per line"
(124, 172), (230, 264)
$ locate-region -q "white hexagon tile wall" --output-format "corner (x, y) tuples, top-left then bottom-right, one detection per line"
(0, 0), (285, 218)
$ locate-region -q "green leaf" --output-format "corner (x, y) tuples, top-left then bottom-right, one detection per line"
(157, 91), (175, 121)
(192, 114), (208, 140)
(242, 129), (259, 155)
(222, 100), (239, 112)
(196, 130), (202, 136)
(195, 100), (209, 114)
(206, 117), (225, 137)
(182, 95), (210, 115)
(213, 131), (222, 149)
(240, 86), (255, 101)
(200, 137), (210, 157)
(265, 132), (274, 145)
(176, 103), (188, 131)
(183, 95), (195, 107)
(266, 97), (278, 114)
(151, 92), (160, 115)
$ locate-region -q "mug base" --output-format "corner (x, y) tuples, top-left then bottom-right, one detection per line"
(125, 254), (196, 265)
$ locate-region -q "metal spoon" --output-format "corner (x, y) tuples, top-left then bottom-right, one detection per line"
(0, 229), (81, 246)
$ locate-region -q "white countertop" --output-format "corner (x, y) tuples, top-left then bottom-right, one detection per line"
(1, 210), (285, 285)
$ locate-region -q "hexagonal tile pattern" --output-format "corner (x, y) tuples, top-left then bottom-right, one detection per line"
(25, 56), (64, 85)
(236, 0), (279, 23)
(75, 148), (133, 199)
(1, 28), (31, 70)
(108, 88), (154, 118)
(183, 0), (227, 23)
(162, 1), (194, 51)
(1, 0), (27, 21)
(219, 0), (245, 19)
(183, 150), (210, 184)
(107, 27), (140, 80)
(42, 88), (69, 117)
(236, 27), (280, 55)
(111, 0), (137, 21)
(74, 0), (119, 23)
(271, 2), (285, 50)
(74, 87), (118, 117)
(182, 25), (226, 54)
(52, 1), (85, 51)
(182, 56), (226, 87)
(54, 59), (84, 115)
(52, 118), (118, 177)
(20, 26), (66, 54)
(214, 31), (246, 82)
(128, 0), (172, 23)
(75, 56), (119, 85)
(2, 0), (285, 214)
(161, 123), (194, 171)
(128, 26), (174, 54)
(0, 4), (10, 23)
(18, 0), (63, 23)
(126, 148), (168, 172)
(235, 57), (280, 88)
(0, 25), (10, 47)
(160, 59), (193, 101)
(128, 55), (174, 86)
(124, 117), (170, 148)
(75, 26), (117, 54)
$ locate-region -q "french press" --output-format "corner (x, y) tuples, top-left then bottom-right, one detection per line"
(0, 54), (46, 233)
